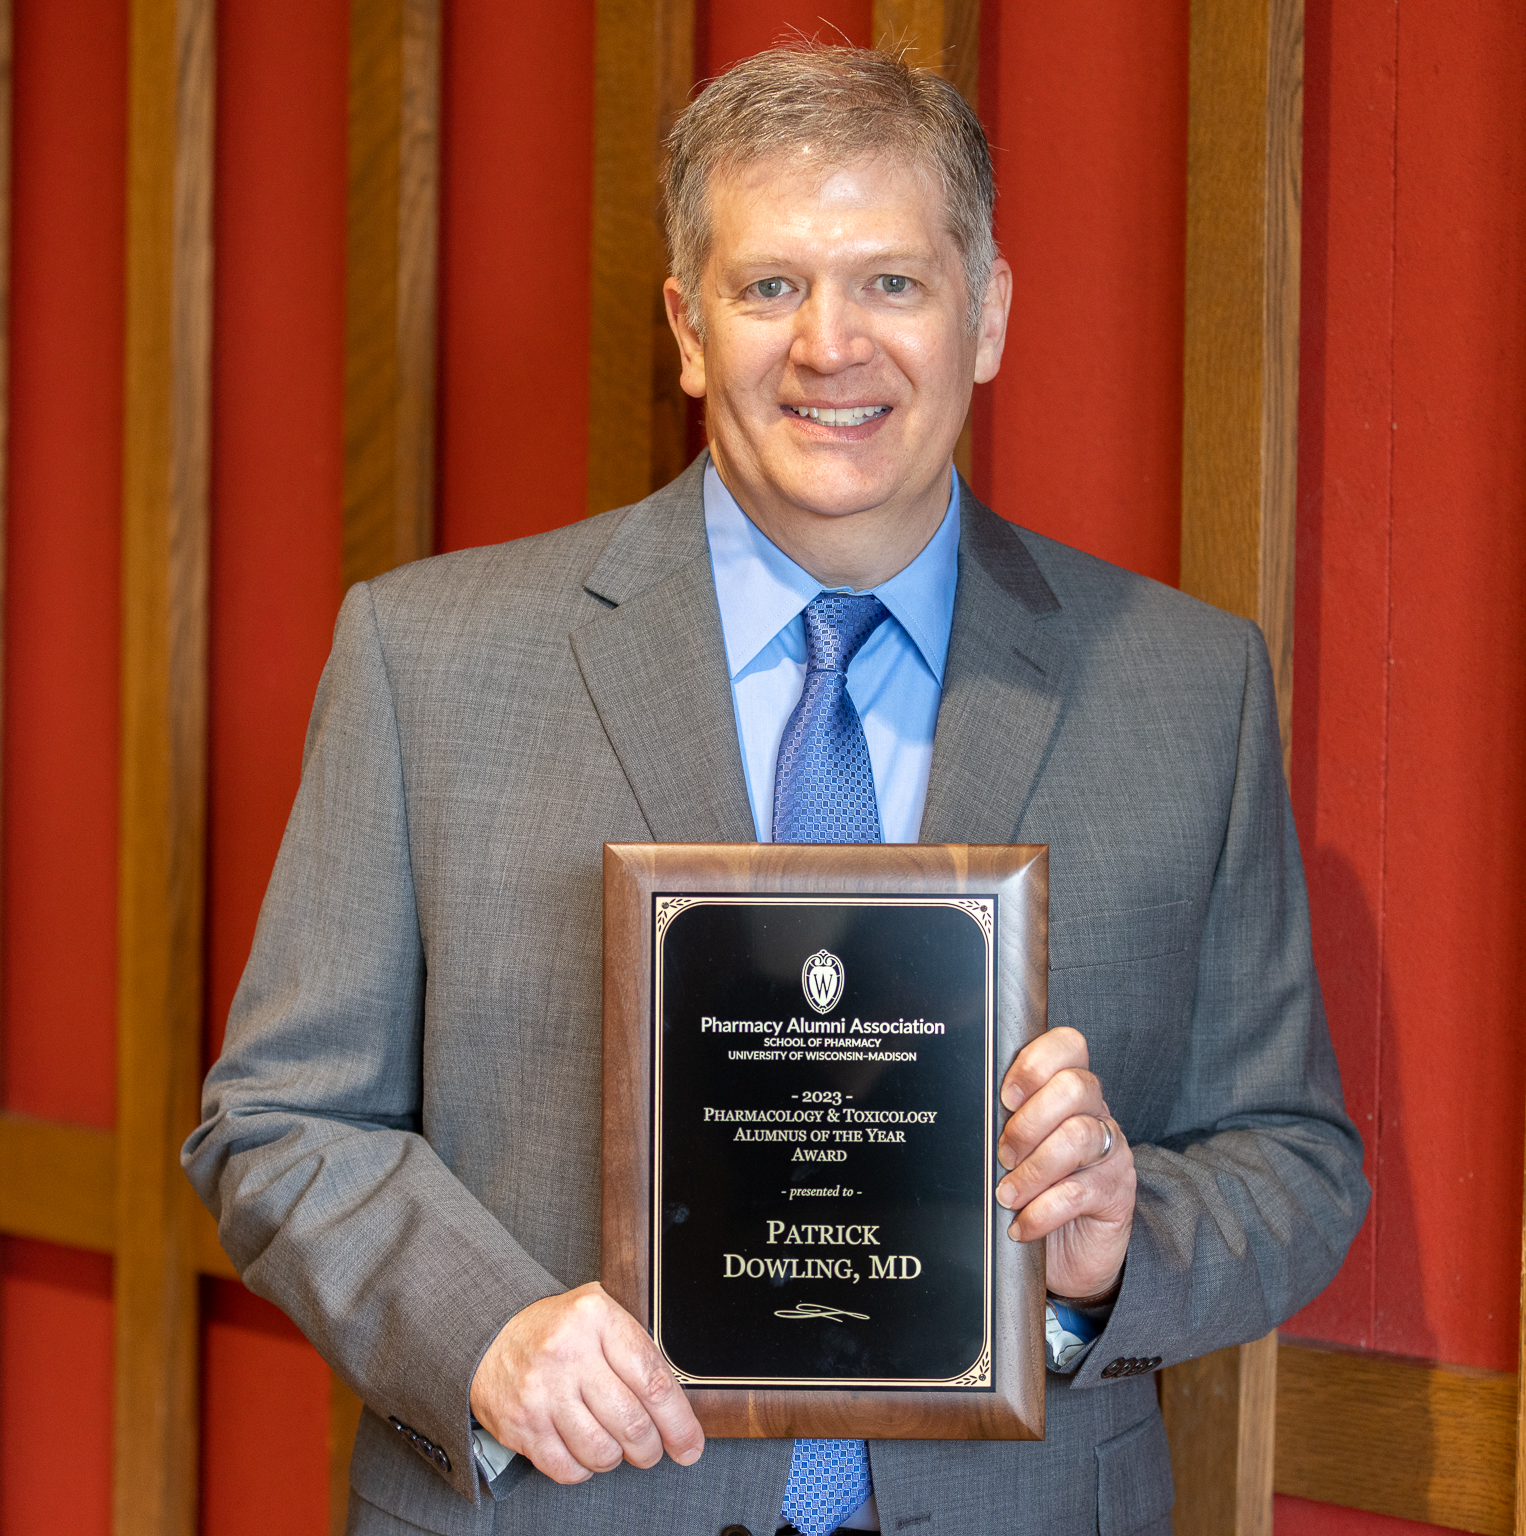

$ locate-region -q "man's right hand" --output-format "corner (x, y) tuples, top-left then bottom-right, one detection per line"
(469, 1282), (705, 1484)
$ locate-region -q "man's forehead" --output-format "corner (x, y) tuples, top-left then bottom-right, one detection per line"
(706, 150), (953, 260)
(712, 147), (942, 211)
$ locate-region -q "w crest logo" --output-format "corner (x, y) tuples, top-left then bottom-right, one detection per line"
(801, 949), (844, 1015)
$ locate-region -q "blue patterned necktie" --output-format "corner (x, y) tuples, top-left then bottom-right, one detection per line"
(774, 591), (886, 1536)
(772, 592), (889, 846)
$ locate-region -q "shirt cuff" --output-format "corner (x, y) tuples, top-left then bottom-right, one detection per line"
(470, 1419), (531, 1499)
(1045, 1299), (1101, 1372)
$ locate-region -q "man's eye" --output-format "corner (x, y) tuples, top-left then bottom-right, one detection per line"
(877, 274), (911, 295)
(753, 278), (788, 299)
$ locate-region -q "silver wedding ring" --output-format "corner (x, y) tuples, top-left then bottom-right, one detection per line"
(1093, 1116), (1114, 1166)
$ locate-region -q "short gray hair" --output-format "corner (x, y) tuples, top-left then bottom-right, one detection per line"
(663, 44), (997, 334)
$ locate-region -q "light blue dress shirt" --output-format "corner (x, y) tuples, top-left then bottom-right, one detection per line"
(702, 460), (959, 845)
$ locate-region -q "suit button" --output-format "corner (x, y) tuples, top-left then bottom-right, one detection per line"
(1101, 1359), (1124, 1378)
(1146, 1356), (1163, 1371)
(721, 1527), (752, 1536)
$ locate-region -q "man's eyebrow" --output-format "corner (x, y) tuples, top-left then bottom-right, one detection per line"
(722, 248), (940, 271)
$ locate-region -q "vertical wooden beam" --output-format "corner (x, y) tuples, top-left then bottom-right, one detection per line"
(873, 0), (979, 100)
(587, 0), (694, 517)
(1178, 0), (1303, 768)
(344, 0), (441, 586)
(872, 0), (979, 481)
(115, 1), (214, 1532)
(1163, 1330), (1279, 1536)
(331, 1), (444, 1507)
(329, 1375), (365, 1536)
(1166, 0), (1301, 1530)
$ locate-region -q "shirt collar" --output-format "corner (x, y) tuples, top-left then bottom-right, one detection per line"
(703, 459), (960, 684)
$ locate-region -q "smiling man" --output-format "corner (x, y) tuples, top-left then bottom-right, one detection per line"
(185, 44), (1366, 1536)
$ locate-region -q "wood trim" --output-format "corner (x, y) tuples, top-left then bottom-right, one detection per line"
(186, 1182), (238, 1279)
(871, 0), (979, 101)
(587, 0), (693, 517)
(1161, 1331), (1277, 1536)
(0, 1114), (238, 1278)
(115, 1), (214, 1532)
(1166, 0), (1302, 1526)
(1276, 1337), (1516, 1536)
(0, 1114), (115, 1252)
(343, 0), (440, 586)
(873, 0), (946, 65)
(329, 1377), (365, 1536)
(1178, 0), (1303, 772)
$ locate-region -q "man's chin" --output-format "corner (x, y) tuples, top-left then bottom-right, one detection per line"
(756, 453), (910, 522)
(782, 480), (903, 523)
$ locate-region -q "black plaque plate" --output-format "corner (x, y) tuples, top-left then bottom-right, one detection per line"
(653, 896), (994, 1389)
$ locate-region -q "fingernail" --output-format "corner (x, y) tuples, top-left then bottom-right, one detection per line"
(995, 1183), (1015, 1209)
(996, 1144), (1015, 1170)
(1001, 1084), (1021, 1111)
(677, 1447), (703, 1466)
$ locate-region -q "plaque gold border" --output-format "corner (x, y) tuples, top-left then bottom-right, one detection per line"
(603, 843), (1048, 1441)
(651, 894), (995, 1391)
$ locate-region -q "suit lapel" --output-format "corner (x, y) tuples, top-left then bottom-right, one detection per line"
(571, 459), (757, 844)
(920, 488), (1073, 844)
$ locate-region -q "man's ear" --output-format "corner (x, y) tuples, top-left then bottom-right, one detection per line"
(663, 278), (707, 399)
(973, 257), (1013, 386)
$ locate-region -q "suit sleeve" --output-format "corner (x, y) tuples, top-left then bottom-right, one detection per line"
(182, 581), (562, 1505)
(1067, 623), (1369, 1385)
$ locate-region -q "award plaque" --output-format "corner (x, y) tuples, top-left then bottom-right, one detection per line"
(602, 843), (1047, 1440)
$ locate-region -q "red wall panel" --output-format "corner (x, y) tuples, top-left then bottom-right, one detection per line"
(979, 0), (1187, 586)
(0, 4), (127, 1524)
(1286, 0), (1397, 1354)
(206, 0), (348, 1057)
(0, 1240), (113, 1536)
(1284, 0), (1526, 1528)
(1276, 1495), (1455, 1536)
(1376, 0), (1526, 1371)
(1, 0), (127, 1127)
(200, 1280), (331, 1536)
(1289, 0), (1526, 1377)
(436, 0), (596, 549)
(698, 0), (872, 76)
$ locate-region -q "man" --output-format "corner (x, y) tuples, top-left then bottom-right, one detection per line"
(185, 44), (1366, 1536)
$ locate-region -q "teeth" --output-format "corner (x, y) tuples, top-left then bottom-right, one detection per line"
(790, 405), (889, 426)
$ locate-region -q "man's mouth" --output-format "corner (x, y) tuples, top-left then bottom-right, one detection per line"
(785, 405), (890, 426)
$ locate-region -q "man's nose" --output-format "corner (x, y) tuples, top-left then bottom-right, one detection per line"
(788, 291), (874, 374)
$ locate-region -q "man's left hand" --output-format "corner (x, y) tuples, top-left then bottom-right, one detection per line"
(996, 1026), (1136, 1300)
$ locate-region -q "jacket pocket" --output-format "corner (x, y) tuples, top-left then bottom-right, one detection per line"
(1050, 899), (1193, 971)
(1096, 1411), (1175, 1535)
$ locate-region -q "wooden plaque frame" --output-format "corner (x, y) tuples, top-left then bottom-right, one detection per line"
(602, 842), (1049, 1441)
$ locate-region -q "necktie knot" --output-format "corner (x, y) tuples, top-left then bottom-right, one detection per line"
(801, 592), (888, 675)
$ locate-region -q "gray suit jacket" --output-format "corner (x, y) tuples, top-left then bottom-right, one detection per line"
(184, 456), (1366, 1536)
